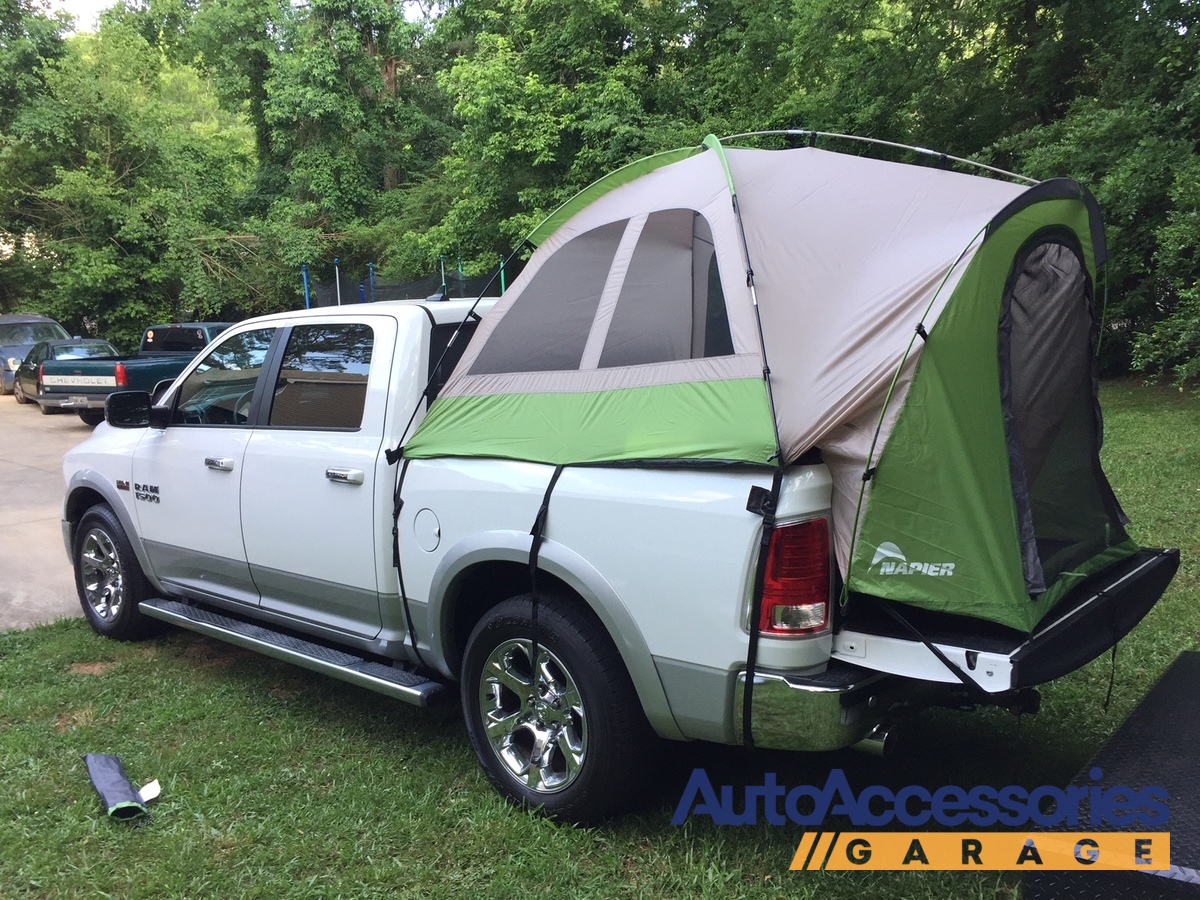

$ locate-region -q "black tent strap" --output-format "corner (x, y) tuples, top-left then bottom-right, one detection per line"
(1102, 584), (1119, 710)
(877, 601), (991, 700)
(915, 322), (929, 341)
(390, 458), (429, 669)
(741, 468), (784, 748)
(528, 465), (566, 668)
(391, 457), (410, 568)
(529, 465), (565, 583)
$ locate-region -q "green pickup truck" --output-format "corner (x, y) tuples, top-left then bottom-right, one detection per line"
(36, 323), (232, 425)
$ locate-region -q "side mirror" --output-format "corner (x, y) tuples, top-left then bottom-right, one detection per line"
(105, 391), (169, 429)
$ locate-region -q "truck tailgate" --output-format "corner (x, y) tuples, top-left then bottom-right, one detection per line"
(833, 548), (1180, 692)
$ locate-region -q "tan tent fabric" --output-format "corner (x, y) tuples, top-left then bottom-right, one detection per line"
(731, 148), (1024, 569)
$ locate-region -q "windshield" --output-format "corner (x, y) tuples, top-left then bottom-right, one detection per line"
(0, 322), (70, 345)
(54, 342), (118, 360)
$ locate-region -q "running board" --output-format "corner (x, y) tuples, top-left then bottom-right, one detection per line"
(139, 598), (448, 707)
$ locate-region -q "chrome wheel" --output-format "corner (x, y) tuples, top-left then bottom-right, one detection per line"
(478, 638), (587, 793)
(79, 527), (125, 622)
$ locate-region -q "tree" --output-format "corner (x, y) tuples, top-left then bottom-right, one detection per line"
(0, 18), (256, 346)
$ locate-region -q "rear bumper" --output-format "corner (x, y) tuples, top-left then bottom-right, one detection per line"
(39, 393), (107, 409)
(736, 549), (1179, 751)
(734, 665), (912, 751)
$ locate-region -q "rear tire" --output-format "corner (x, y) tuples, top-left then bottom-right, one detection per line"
(13, 380), (28, 404)
(78, 409), (105, 427)
(73, 504), (161, 641)
(461, 594), (652, 824)
(38, 400), (57, 415)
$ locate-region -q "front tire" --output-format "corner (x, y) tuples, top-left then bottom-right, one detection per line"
(461, 594), (651, 824)
(73, 504), (161, 640)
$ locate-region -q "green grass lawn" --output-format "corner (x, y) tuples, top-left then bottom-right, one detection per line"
(1, 379), (1196, 899)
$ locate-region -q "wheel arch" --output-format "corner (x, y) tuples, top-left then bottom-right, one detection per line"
(63, 473), (166, 595)
(430, 532), (685, 741)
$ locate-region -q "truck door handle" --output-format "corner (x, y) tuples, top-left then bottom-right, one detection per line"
(326, 467), (364, 485)
(205, 457), (235, 471)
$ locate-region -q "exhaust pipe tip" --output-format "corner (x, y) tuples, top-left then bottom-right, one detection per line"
(850, 724), (893, 757)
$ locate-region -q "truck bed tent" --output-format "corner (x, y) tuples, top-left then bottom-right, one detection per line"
(404, 136), (1136, 633)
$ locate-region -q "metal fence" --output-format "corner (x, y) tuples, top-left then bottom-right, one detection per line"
(302, 258), (524, 308)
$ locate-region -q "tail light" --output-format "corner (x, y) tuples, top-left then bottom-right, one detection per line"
(37, 363), (44, 388)
(759, 518), (831, 635)
(114, 363), (127, 387)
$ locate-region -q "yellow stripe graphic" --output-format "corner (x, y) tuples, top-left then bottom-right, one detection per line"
(786, 832), (1171, 871)
(789, 832), (819, 870)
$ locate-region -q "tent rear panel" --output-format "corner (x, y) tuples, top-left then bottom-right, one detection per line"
(848, 199), (1135, 633)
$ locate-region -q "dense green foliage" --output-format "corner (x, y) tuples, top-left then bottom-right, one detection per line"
(0, 0), (1196, 371)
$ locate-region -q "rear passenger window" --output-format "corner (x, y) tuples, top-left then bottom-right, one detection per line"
(268, 324), (373, 429)
(428, 321), (477, 401)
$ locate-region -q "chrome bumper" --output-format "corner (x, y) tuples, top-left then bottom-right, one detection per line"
(734, 668), (901, 752)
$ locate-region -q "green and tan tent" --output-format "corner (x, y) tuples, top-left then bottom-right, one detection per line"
(405, 135), (1136, 634)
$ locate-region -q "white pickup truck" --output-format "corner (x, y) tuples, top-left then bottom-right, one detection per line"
(63, 141), (1179, 824)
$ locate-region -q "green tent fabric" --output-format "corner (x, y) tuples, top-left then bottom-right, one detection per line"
(405, 137), (1137, 633)
(847, 196), (1135, 631)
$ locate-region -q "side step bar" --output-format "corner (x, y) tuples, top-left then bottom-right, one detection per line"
(139, 598), (448, 707)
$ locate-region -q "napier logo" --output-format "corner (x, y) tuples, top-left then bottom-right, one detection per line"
(871, 542), (955, 577)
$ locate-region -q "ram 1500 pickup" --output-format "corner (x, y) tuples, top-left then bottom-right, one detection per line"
(63, 139), (1183, 824)
(61, 297), (1178, 823)
(39, 322), (231, 425)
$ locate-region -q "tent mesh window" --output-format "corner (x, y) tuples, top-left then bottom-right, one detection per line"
(469, 211), (735, 378)
(470, 220), (627, 374)
(999, 235), (1129, 596)
(598, 210), (733, 367)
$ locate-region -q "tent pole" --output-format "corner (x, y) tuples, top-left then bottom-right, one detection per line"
(839, 223), (991, 607)
(701, 134), (786, 750)
(385, 240), (533, 467)
(717, 130), (1039, 185)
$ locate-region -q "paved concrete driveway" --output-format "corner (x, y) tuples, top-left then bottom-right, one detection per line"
(0, 397), (95, 630)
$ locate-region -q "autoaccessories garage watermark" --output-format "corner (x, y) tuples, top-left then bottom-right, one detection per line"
(672, 767), (1170, 871)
